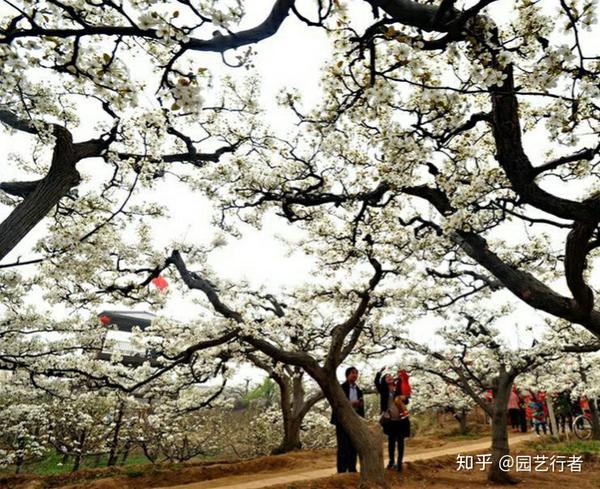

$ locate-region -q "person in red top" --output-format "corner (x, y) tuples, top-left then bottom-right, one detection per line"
(507, 385), (521, 432)
(375, 366), (411, 472)
(580, 396), (590, 413)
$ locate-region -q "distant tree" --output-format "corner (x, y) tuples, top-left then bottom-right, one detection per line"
(244, 357), (325, 453)
(403, 308), (559, 483)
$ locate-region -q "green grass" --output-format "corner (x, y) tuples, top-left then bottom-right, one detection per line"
(529, 438), (600, 457)
(0, 451), (151, 477)
(410, 411), (491, 440)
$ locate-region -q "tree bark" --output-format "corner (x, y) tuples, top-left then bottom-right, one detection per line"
(271, 371), (324, 453)
(120, 443), (130, 464)
(278, 415), (303, 453)
(456, 408), (468, 435)
(107, 402), (125, 466)
(488, 373), (518, 484)
(71, 430), (87, 473)
(280, 375), (301, 452)
(319, 373), (385, 488)
(14, 438), (25, 474)
(588, 398), (600, 441)
(0, 127), (80, 261)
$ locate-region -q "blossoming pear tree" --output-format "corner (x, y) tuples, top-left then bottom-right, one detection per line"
(401, 306), (561, 483)
(1, 0), (273, 262)
(0, 382), (48, 473)
(408, 369), (476, 434)
(521, 320), (600, 439)
(162, 248), (392, 486)
(243, 352), (326, 453)
(2, 2), (600, 486)
(201, 0), (600, 344)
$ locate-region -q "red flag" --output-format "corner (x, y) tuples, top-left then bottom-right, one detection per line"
(99, 315), (111, 326)
(151, 275), (168, 292)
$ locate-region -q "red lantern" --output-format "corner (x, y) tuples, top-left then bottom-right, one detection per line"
(151, 275), (168, 292)
(99, 315), (111, 326)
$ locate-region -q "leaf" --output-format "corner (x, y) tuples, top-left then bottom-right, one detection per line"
(173, 10), (179, 18)
(103, 53), (111, 63)
(171, 103), (181, 111)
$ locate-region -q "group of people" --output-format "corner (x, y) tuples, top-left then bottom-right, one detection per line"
(330, 366), (412, 473)
(331, 370), (595, 475)
(503, 386), (591, 435)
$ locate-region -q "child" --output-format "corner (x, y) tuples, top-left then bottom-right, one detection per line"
(529, 392), (547, 435)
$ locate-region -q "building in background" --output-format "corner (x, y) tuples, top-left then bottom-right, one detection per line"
(97, 311), (159, 366)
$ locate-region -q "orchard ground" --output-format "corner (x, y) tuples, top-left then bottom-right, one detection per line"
(2, 420), (600, 489)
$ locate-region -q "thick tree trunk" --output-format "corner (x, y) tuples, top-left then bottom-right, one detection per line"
(276, 416), (303, 453)
(321, 376), (385, 488)
(271, 374), (299, 454)
(270, 369), (323, 454)
(488, 374), (518, 484)
(588, 398), (600, 441)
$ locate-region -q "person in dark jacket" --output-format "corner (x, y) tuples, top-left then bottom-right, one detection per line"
(375, 366), (411, 471)
(330, 366), (364, 473)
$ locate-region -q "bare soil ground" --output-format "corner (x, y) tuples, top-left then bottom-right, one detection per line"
(0, 451), (323, 489)
(3, 433), (566, 489)
(150, 433), (537, 489)
(266, 453), (600, 489)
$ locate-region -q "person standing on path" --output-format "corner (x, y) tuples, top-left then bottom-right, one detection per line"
(508, 385), (521, 432)
(528, 391), (548, 435)
(375, 366), (411, 472)
(553, 391), (573, 433)
(330, 366), (364, 473)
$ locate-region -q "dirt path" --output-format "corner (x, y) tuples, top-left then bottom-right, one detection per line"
(155, 433), (537, 489)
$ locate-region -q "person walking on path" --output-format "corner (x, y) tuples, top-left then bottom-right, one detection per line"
(330, 366), (364, 473)
(375, 366), (411, 472)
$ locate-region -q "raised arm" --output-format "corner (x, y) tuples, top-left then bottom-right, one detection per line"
(374, 367), (386, 393)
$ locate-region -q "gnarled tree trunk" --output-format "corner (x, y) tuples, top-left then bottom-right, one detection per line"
(319, 373), (385, 488)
